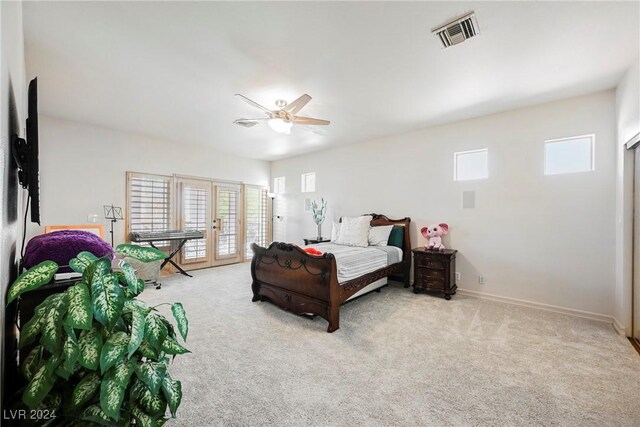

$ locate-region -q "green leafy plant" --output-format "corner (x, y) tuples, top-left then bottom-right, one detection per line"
(7, 247), (189, 426)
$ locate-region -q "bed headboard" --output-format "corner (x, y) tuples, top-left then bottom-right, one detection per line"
(365, 213), (411, 258)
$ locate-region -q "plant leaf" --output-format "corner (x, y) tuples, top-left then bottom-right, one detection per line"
(100, 377), (126, 421)
(162, 375), (182, 417)
(78, 327), (103, 370)
(131, 404), (159, 427)
(144, 314), (168, 351)
(116, 244), (166, 263)
(161, 336), (190, 355)
(71, 371), (101, 409)
(136, 361), (167, 394)
(100, 331), (129, 373)
(19, 303), (47, 349)
(22, 345), (43, 382)
(138, 340), (159, 360)
(137, 278), (146, 293)
(107, 357), (137, 387)
(69, 251), (97, 274)
(66, 282), (93, 330)
(129, 307), (146, 358)
(41, 293), (70, 355)
(119, 262), (139, 293)
(62, 334), (80, 372)
(7, 261), (58, 304)
(80, 404), (111, 425)
(22, 355), (60, 408)
(91, 273), (124, 329)
(170, 303), (188, 341)
(136, 383), (167, 417)
(84, 257), (111, 285)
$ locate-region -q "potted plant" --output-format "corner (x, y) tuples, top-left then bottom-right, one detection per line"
(6, 244), (190, 426)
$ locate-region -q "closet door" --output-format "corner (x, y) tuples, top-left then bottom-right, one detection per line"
(178, 178), (213, 270)
(213, 184), (242, 266)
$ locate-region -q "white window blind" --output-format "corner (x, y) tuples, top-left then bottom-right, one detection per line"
(127, 173), (172, 246)
(182, 186), (208, 260)
(245, 186), (268, 259)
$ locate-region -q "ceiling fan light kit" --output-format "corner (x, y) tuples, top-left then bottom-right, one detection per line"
(268, 118), (293, 134)
(234, 93), (330, 134)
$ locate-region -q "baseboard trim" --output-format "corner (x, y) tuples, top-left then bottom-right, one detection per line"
(613, 318), (628, 336)
(456, 288), (613, 324)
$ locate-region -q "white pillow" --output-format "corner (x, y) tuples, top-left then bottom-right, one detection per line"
(368, 225), (393, 246)
(335, 215), (372, 247)
(330, 221), (341, 242)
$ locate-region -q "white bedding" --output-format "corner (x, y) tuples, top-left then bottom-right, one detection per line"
(309, 243), (403, 284)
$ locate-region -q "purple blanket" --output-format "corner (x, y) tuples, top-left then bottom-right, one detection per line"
(24, 230), (114, 272)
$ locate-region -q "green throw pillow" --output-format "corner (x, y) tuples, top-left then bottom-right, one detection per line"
(387, 226), (404, 248)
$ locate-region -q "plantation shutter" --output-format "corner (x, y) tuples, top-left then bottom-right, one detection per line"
(182, 185), (208, 261)
(126, 173), (173, 247)
(216, 187), (239, 257)
(244, 186), (268, 259)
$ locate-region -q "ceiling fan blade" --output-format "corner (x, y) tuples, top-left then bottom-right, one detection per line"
(233, 118), (267, 128)
(283, 94), (312, 115)
(292, 116), (330, 126)
(235, 94), (273, 116)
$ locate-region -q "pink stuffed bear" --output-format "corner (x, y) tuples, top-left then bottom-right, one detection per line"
(421, 223), (449, 251)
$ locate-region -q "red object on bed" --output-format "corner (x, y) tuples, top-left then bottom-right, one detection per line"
(304, 247), (323, 255)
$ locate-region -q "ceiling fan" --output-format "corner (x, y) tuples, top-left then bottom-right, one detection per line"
(234, 93), (330, 134)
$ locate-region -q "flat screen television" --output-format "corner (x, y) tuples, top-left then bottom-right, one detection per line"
(12, 77), (40, 225)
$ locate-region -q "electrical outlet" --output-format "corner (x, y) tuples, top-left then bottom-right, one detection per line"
(478, 275), (485, 285)
(455, 272), (461, 282)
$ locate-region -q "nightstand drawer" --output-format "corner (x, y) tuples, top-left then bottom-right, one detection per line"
(423, 278), (446, 290)
(415, 258), (446, 270)
(421, 268), (445, 279)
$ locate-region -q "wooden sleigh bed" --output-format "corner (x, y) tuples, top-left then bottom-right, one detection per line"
(250, 214), (411, 332)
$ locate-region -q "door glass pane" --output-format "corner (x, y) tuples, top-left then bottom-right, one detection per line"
(245, 187), (268, 258)
(217, 188), (238, 257)
(183, 186), (208, 260)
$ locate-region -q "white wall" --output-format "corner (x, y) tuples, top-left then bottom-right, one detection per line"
(614, 56), (640, 334)
(33, 115), (270, 245)
(272, 91), (617, 318)
(0, 0), (27, 406)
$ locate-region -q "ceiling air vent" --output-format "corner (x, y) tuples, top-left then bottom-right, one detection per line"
(432, 12), (479, 48)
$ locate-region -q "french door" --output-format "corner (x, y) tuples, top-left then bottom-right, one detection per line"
(177, 178), (242, 270)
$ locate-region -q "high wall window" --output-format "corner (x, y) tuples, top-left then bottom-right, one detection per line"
(126, 172), (173, 247)
(273, 176), (286, 194)
(245, 186), (268, 259)
(301, 172), (316, 192)
(454, 148), (488, 181)
(544, 135), (595, 175)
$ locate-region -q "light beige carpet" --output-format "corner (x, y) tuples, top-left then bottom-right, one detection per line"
(140, 263), (640, 426)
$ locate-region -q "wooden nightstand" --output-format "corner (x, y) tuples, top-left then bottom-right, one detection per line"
(412, 248), (457, 300)
(303, 237), (331, 245)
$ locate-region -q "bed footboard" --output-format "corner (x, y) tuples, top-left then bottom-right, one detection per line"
(251, 242), (342, 332)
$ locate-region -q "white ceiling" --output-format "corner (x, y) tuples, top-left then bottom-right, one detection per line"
(23, 1), (639, 161)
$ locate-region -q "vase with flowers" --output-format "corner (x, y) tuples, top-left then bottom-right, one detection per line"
(310, 198), (327, 240)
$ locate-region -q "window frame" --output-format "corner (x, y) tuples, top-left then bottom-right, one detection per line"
(544, 134), (595, 176)
(453, 148), (489, 182)
(301, 172), (316, 193)
(125, 171), (176, 247)
(273, 176), (286, 194)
